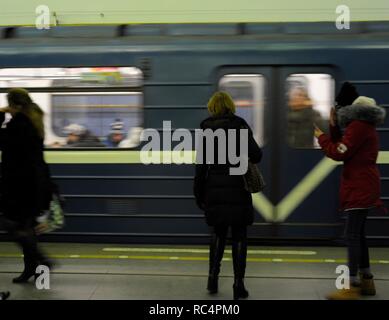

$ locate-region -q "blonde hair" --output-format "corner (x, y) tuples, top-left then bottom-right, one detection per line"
(207, 91), (236, 116)
(7, 88), (45, 139)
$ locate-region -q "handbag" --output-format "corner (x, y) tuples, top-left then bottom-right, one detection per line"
(243, 161), (266, 193)
(36, 189), (65, 233)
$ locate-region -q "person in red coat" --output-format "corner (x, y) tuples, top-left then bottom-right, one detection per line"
(314, 93), (386, 300)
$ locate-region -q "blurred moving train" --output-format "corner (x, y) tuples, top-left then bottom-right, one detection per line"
(0, 22), (388, 244)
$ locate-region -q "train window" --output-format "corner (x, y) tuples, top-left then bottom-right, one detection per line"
(0, 67), (143, 148)
(286, 73), (334, 149)
(219, 74), (265, 146)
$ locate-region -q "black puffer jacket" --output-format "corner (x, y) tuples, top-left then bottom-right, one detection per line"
(194, 114), (262, 226)
(0, 112), (52, 222)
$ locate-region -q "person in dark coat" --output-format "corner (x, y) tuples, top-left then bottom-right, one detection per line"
(194, 91), (262, 300)
(0, 88), (52, 283)
(314, 84), (386, 300)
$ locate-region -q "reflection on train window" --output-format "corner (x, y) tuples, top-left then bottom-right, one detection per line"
(0, 67), (143, 148)
(286, 73), (334, 149)
(219, 74), (265, 146)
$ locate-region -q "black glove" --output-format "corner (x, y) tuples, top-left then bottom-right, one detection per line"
(335, 82), (359, 108)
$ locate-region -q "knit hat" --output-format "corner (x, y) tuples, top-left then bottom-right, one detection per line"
(335, 82), (359, 108)
(63, 123), (86, 136)
(110, 119), (124, 134)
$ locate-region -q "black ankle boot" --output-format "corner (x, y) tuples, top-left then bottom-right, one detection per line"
(12, 267), (37, 283)
(13, 254), (38, 284)
(233, 278), (249, 300)
(207, 275), (218, 294)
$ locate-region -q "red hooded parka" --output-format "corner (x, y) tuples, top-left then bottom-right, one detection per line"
(318, 98), (386, 211)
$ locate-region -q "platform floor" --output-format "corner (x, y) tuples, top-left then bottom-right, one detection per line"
(0, 242), (388, 300)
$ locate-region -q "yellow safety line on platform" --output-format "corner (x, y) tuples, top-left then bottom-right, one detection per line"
(1, 253), (389, 264)
(102, 248), (318, 255)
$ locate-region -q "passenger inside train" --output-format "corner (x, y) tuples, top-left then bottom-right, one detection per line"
(287, 86), (325, 148)
(63, 124), (106, 148)
(105, 119), (126, 147)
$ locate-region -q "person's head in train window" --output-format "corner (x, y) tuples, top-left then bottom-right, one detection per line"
(107, 119), (125, 147)
(63, 123), (86, 145)
(207, 91), (236, 116)
(288, 87), (313, 111)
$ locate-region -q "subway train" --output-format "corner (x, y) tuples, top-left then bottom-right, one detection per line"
(0, 22), (388, 244)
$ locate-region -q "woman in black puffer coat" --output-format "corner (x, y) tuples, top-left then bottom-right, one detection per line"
(0, 88), (52, 284)
(194, 91), (262, 300)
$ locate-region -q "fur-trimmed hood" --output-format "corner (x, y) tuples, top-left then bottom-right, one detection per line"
(337, 96), (386, 128)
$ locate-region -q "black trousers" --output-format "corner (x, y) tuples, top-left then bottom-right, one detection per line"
(344, 209), (370, 277)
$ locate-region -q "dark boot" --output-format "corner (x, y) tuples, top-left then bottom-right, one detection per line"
(207, 234), (226, 294)
(12, 254), (38, 284)
(0, 291), (10, 300)
(232, 241), (249, 300)
(359, 273), (376, 296)
(13, 234), (39, 284)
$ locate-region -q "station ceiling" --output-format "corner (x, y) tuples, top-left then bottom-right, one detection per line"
(1, 0), (389, 27)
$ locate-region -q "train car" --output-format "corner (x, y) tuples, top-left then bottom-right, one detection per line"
(0, 22), (388, 244)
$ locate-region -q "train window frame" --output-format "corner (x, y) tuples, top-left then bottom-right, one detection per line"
(218, 74), (266, 147)
(0, 67), (144, 150)
(285, 73), (335, 150)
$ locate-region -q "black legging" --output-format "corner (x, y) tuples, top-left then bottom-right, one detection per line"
(345, 209), (370, 277)
(209, 225), (247, 279)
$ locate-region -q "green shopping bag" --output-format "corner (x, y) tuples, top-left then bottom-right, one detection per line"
(36, 193), (65, 234)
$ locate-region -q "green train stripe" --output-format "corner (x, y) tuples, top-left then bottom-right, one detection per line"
(252, 192), (274, 222)
(42, 150), (389, 164)
(43, 150), (196, 164)
(275, 157), (339, 222)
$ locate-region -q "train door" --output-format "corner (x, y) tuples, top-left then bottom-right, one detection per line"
(273, 66), (341, 240)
